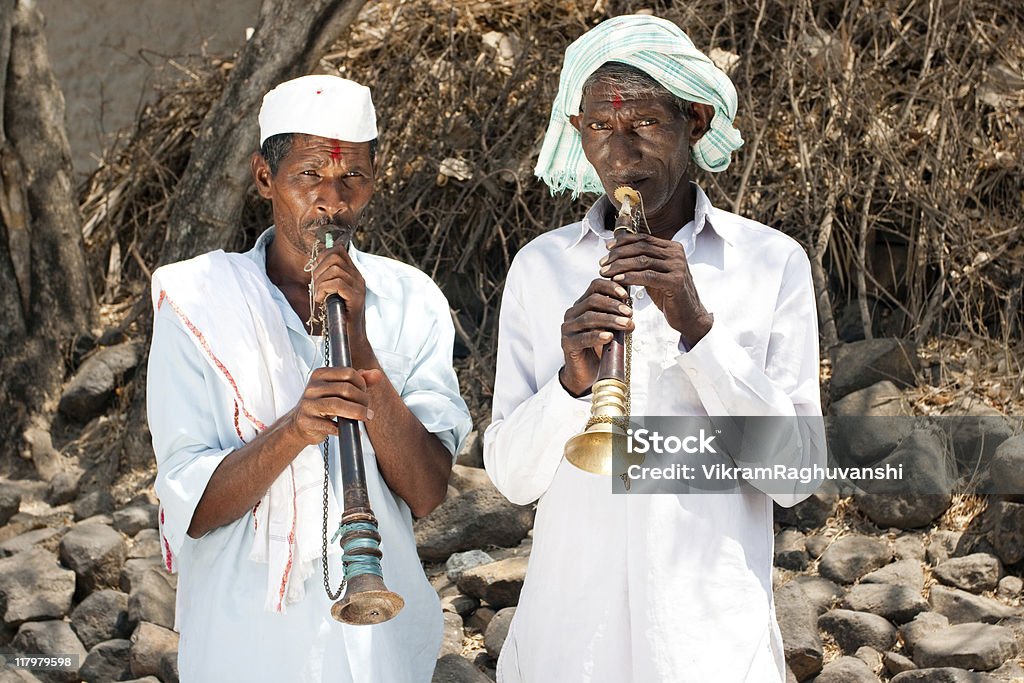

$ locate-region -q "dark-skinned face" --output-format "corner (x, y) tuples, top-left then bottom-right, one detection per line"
(251, 133), (375, 261)
(570, 81), (708, 235)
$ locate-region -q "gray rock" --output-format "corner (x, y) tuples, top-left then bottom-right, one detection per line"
(11, 621), (87, 683)
(862, 559), (925, 590)
(44, 471), (80, 507)
(900, 612), (951, 655)
(58, 524), (127, 597)
(455, 430), (483, 469)
(990, 660), (1024, 682)
(465, 607), (495, 633)
(127, 569), (176, 630)
(989, 435), (1024, 499)
(947, 412), (1015, 472)
(813, 656), (880, 683)
(894, 534), (927, 562)
(0, 484), (22, 527)
(830, 338), (919, 400)
(790, 576), (844, 615)
(58, 342), (142, 421)
(996, 575), (1022, 600)
(70, 589), (130, 650)
(0, 670), (45, 682)
(914, 623), (1019, 671)
(128, 622), (178, 678)
(158, 650), (179, 683)
(774, 581), (822, 680)
(988, 501), (1024, 565)
(933, 554), (1002, 593)
(842, 583), (929, 624)
(804, 534), (829, 559)
(774, 529), (809, 571)
(0, 549), (76, 626)
(449, 465), (491, 494)
(0, 528), (66, 558)
(445, 550), (495, 583)
(72, 492), (115, 522)
(79, 639), (132, 682)
(854, 429), (954, 529)
(831, 381), (915, 466)
(440, 593), (479, 618)
(414, 488), (534, 562)
(774, 491), (837, 530)
(891, 668), (999, 682)
(439, 611), (464, 657)
(120, 557), (169, 594)
(818, 609), (897, 653)
(929, 586), (1017, 624)
(431, 654), (491, 683)
(884, 651), (917, 676)
(484, 607), (515, 659)
(927, 531), (964, 566)
(112, 506), (158, 537)
(127, 529), (161, 559)
(455, 557), (527, 609)
(854, 645), (882, 670)
(818, 535), (892, 584)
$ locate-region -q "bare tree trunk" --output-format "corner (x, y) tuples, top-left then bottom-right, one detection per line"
(0, 0), (95, 461)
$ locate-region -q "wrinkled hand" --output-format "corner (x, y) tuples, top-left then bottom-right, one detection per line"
(285, 367), (385, 446)
(599, 232), (713, 345)
(311, 243), (378, 369)
(559, 278), (633, 396)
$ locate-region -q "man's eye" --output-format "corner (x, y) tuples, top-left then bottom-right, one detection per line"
(301, 170), (319, 177)
(635, 119), (657, 127)
(588, 122), (609, 131)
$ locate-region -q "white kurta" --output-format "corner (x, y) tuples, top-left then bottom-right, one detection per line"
(485, 186), (825, 683)
(147, 228), (472, 683)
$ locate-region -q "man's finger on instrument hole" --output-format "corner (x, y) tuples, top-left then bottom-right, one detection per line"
(320, 397), (375, 421)
(583, 293), (633, 316)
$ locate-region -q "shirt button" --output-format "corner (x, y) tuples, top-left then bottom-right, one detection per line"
(634, 289), (645, 300)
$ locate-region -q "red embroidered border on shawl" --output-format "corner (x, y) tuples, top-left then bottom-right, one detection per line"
(275, 465), (298, 612)
(160, 507), (174, 572)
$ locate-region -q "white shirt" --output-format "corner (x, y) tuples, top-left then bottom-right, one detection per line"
(148, 228), (472, 683)
(484, 186), (825, 683)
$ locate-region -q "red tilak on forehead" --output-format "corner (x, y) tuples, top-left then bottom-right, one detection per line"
(611, 91), (623, 110)
(330, 145), (342, 160)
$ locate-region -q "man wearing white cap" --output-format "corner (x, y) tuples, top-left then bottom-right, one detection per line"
(485, 15), (825, 682)
(147, 75), (471, 681)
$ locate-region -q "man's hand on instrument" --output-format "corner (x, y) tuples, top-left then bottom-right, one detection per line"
(285, 367), (383, 446)
(311, 243), (378, 369)
(599, 232), (713, 346)
(559, 278), (633, 396)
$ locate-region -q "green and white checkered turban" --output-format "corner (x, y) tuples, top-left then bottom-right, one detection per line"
(535, 14), (743, 197)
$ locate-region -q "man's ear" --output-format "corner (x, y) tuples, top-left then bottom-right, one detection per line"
(251, 152), (273, 199)
(688, 103), (715, 144)
(569, 112), (583, 133)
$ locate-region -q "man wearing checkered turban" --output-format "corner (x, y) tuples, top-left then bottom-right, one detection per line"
(485, 15), (825, 682)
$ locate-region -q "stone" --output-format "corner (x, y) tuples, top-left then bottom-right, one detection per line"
(774, 529), (808, 570)
(843, 583), (929, 623)
(58, 524), (127, 597)
(455, 429), (484, 469)
(813, 656), (880, 683)
(947, 412), (1015, 472)
(929, 586), (1017, 624)
(456, 557), (527, 609)
(988, 501), (1024, 565)
(445, 550), (495, 583)
(789, 576), (843, 616)
(773, 491), (837, 530)
(818, 609), (897, 653)
(449, 465), (491, 494)
(79, 639), (133, 682)
(830, 338), (919, 400)
(0, 484), (22, 527)
(818, 535), (892, 584)
(831, 381), (914, 466)
(439, 611), (464, 657)
(484, 607), (515, 659)
(862, 559), (925, 590)
(914, 623), (1019, 671)
(128, 529), (161, 559)
(70, 589), (131, 650)
(465, 607), (495, 633)
(431, 654), (491, 683)
(11, 621), (87, 683)
(997, 575), (1022, 600)
(854, 429), (953, 529)
(128, 622), (178, 678)
(990, 660), (1024, 682)
(440, 593), (479, 618)
(885, 651), (917, 676)
(891, 669), (998, 682)
(900, 612), (951, 655)
(933, 554), (1002, 594)
(927, 531), (964, 566)
(45, 471), (81, 507)
(120, 557), (167, 593)
(112, 505), (158, 537)
(414, 488), (534, 562)
(854, 645), (882, 669)
(158, 650), (179, 683)
(989, 435), (1024, 499)
(774, 581), (822, 680)
(0, 548), (75, 626)
(127, 569), (176, 630)
(894, 534), (927, 562)
(804, 534), (829, 559)
(0, 527), (66, 558)
(58, 342), (142, 421)
(72, 491), (115, 521)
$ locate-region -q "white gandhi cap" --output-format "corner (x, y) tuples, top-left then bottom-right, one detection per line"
(258, 75), (377, 146)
